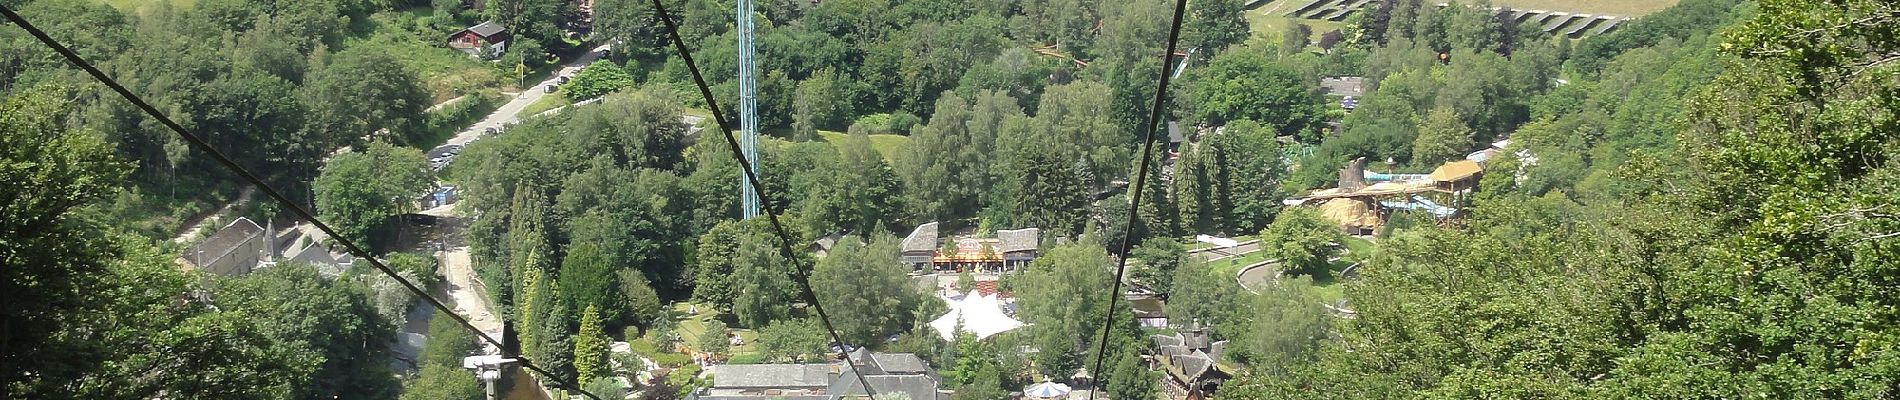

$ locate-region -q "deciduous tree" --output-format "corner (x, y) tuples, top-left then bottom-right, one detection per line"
(811, 234), (920, 345)
(1260, 207), (1341, 278)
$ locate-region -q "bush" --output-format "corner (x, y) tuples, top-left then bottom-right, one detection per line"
(421, 90), (504, 146)
(847, 112), (923, 135)
(564, 63), (637, 101)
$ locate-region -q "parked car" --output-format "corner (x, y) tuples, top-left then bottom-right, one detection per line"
(544, 84), (558, 93)
(558, 75), (571, 84)
(483, 127), (499, 136)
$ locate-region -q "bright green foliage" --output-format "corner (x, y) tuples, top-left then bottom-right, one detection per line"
(1260, 207), (1342, 278)
(1086, 0), (1169, 134)
(793, 69), (861, 133)
(305, 47), (432, 146)
(1167, 257), (1250, 344)
(618, 269), (664, 331)
(515, 268), (551, 363)
(1223, 2), (1900, 398)
(801, 133), (906, 235)
(1185, 45), (1326, 136)
(857, 16), (1008, 115)
(989, 82), (1126, 234)
(1282, 23), (1313, 55)
(1128, 237), (1187, 293)
(757, 318), (830, 363)
(699, 320), (731, 356)
(400, 364), (483, 400)
(1015, 243), (1115, 378)
(220, 264), (402, 399)
(953, 49), (1058, 112)
(564, 87), (692, 170)
(421, 310), (479, 369)
(1176, 120), (1286, 235)
(1568, 0), (1747, 75)
(691, 220), (755, 311)
(560, 243), (623, 325)
(811, 233), (921, 345)
(564, 62), (637, 101)
(1, 89), (302, 398)
(574, 305), (612, 384)
(1410, 106), (1473, 167)
(583, 378), (628, 400)
(1184, 0), (1250, 55)
(731, 232), (798, 328)
(1240, 277), (1329, 374)
(1104, 342), (1158, 400)
(483, 0), (567, 46)
(899, 91), (1019, 224)
(314, 141), (431, 253)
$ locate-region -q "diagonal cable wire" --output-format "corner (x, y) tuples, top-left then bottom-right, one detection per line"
(1089, 0), (1191, 398)
(0, 5), (604, 400)
(644, 0), (882, 395)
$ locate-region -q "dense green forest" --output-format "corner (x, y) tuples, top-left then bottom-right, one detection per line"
(6, 0), (1900, 398)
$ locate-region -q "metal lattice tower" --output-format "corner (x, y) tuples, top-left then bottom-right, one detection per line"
(737, 0), (761, 219)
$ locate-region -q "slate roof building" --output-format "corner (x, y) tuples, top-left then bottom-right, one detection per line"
(179, 217), (270, 277)
(900, 222), (939, 270)
(995, 227), (1040, 271)
(694, 351), (945, 400)
(1151, 323), (1231, 400)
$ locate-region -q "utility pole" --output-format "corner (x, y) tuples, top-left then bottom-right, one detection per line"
(737, 0), (760, 219)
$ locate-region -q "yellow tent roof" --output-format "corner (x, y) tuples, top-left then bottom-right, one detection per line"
(1429, 160), (1484, 183)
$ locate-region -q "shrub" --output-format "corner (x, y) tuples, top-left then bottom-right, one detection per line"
(564, 63), (637, 101)
(848, 112), (923, 135)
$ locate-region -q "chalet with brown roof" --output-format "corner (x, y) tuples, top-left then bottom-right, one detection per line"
(448, 21), (509, 58)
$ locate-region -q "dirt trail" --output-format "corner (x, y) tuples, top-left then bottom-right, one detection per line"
(421, 204), (505, 353)
(171, 187), (256, 244)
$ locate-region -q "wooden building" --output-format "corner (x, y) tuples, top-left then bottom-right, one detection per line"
(448, 21), (509, 58)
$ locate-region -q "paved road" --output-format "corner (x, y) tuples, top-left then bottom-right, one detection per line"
(445, 44), (614, 147)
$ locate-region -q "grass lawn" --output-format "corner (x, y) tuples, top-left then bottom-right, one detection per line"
(96, 0), (193, 11)
(1341, 236), (1373, 259)
(1211, 249), (1273, 278)
(521, 93), (571, 116)
(671, 303), (761, 359)
(1491, 0), (1681, 16)
(817, 130), (912, 162)
(1244, 0), (1683, 48)
(1245, 1), (1348, 46)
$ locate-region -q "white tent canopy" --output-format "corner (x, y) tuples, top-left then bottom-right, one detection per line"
(1195, 234), (1238, 249)
(930, 290), (1025, 341)
(1024, 381), (1072, 398)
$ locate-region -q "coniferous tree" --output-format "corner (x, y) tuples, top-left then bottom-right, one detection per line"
(574, 305), (611, 384)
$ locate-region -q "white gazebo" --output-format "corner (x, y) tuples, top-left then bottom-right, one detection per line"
(929, 290), (1025, 341)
